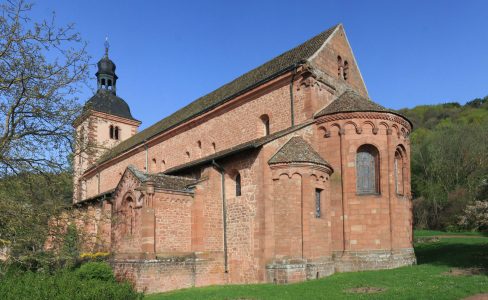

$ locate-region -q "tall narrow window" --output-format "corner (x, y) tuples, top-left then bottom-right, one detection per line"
(356, 144), (380, 194)
(109, 125), (114, 139)
(129, 204), (134, 235)
(235, 173), (241, 197)
(337, 55), (343, 78)
(114, 126), (119, 140)
(315, 188), (322, 218)
(343, 61), (349, 80)
(121, 196), (134, 237)
(395, 149), (405, 195)
(260, 114), (270, 136)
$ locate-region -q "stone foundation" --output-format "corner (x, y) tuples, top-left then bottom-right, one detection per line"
(266, 259), (335, 283)
(112, 252), (225, 293)
(266, 248), (416, 284)
(333, 248), (417, 272)
(113, 249), (415, 293)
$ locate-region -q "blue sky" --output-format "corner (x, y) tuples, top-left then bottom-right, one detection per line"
(31, 0), (488, 130)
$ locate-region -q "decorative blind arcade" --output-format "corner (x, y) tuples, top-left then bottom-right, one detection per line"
(356, 146), (378, 194)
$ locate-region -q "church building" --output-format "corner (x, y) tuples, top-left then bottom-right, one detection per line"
(72, 24), (415, 293)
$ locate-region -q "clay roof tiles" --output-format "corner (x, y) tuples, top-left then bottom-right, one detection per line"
(127, 165), (196, 192)
(268, 136), (331, 168)
(164, 122), (312, 174)
(96, 24), (340, 165)
(314, 90), (412, 128)
(314, 90), (391, 117)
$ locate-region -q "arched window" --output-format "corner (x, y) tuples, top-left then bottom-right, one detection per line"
(395, 148), (405, 195)
(109, 125), (114, 139)
(337, 56), (349, 80)
(212, 142), (216, 153)
(101, 78), (106, 86)
(120, 196), (134, 236)
(128, 204), (135, 235)
(235, 173), (241, 197)
(114, 126), (119, 140)
(337, 56), (343, 78)
(343, 61), (349, 80)
(356, 144), (380, 194)
(260, 114), (270, 136)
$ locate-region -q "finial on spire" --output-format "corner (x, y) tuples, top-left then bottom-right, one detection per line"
(104, 36), (110, 57)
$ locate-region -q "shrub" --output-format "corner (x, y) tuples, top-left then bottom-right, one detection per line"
(459, 200), (488, 232)
(79, 251), (110, 262)
(0, 268), (142, 300)
(76, 262), (114, 281)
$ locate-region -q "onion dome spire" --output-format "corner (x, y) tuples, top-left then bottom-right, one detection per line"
(96, 36), (118, 94)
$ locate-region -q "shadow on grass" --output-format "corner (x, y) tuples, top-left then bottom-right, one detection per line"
(415, 239), (488, 273)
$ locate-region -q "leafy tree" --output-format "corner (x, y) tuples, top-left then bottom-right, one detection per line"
(0, 0), (89, 270)
(0, 172), (72, 270)
(0, 0), (89, 175)
(405, 97), (488, 230)
(459, 201), (488, 232)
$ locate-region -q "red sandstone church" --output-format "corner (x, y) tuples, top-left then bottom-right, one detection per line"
(72, 24), (415, 293)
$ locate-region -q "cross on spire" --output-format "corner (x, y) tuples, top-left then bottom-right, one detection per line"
(104, 36), (110, 57)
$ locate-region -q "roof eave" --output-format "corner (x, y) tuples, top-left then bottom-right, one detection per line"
(315, 110), (413, 129)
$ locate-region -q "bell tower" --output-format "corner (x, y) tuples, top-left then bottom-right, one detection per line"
(73, 39), (141, 202)
(96, 38), (118, 93)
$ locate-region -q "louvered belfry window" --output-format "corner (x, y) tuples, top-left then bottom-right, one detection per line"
(356, 144), (380, 194)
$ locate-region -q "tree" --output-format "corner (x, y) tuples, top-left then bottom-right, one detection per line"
(0, 0), (89, 175)
(459, 201), (488, 232)
(0, 172), (72, 270)
(409, 101), (488, 230)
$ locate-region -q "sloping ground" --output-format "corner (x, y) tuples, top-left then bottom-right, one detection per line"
(147, 233), (488, 300)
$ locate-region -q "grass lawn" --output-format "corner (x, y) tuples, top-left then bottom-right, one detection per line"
(147, 231), (488, 300)
(414, 230), (487, 237)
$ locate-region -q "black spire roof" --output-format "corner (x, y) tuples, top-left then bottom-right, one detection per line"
(83, 41), (137, 121)
(83, 90), (137, 121)
(96, 56), (117, 78)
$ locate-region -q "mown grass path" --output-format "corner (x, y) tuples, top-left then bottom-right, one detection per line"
(147, 231), (488, 300)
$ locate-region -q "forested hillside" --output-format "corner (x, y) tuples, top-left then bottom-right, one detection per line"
(398, 96), (488, 231)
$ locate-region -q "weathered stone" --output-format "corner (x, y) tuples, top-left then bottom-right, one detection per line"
(65, 24), (415, 293)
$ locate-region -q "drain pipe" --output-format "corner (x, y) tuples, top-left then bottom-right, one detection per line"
(212, 160), (228, 273)
(289, 65), (297, 127)
(144, 140), (148, 173)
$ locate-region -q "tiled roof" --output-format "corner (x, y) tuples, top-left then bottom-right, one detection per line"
(164, 122), (313, 174)
(127, 165), (196, 192)
(74, 189), (115, 206)
(96, 24), (340, 165)
(268, 136), (331, 167)
(315, 90), (391, 117)
(84, 89), (138, 121)
(314, 90), (412, 127)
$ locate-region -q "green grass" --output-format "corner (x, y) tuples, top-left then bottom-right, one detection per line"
(147, 233), (488, 300)
(414, 230), (486, 237)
